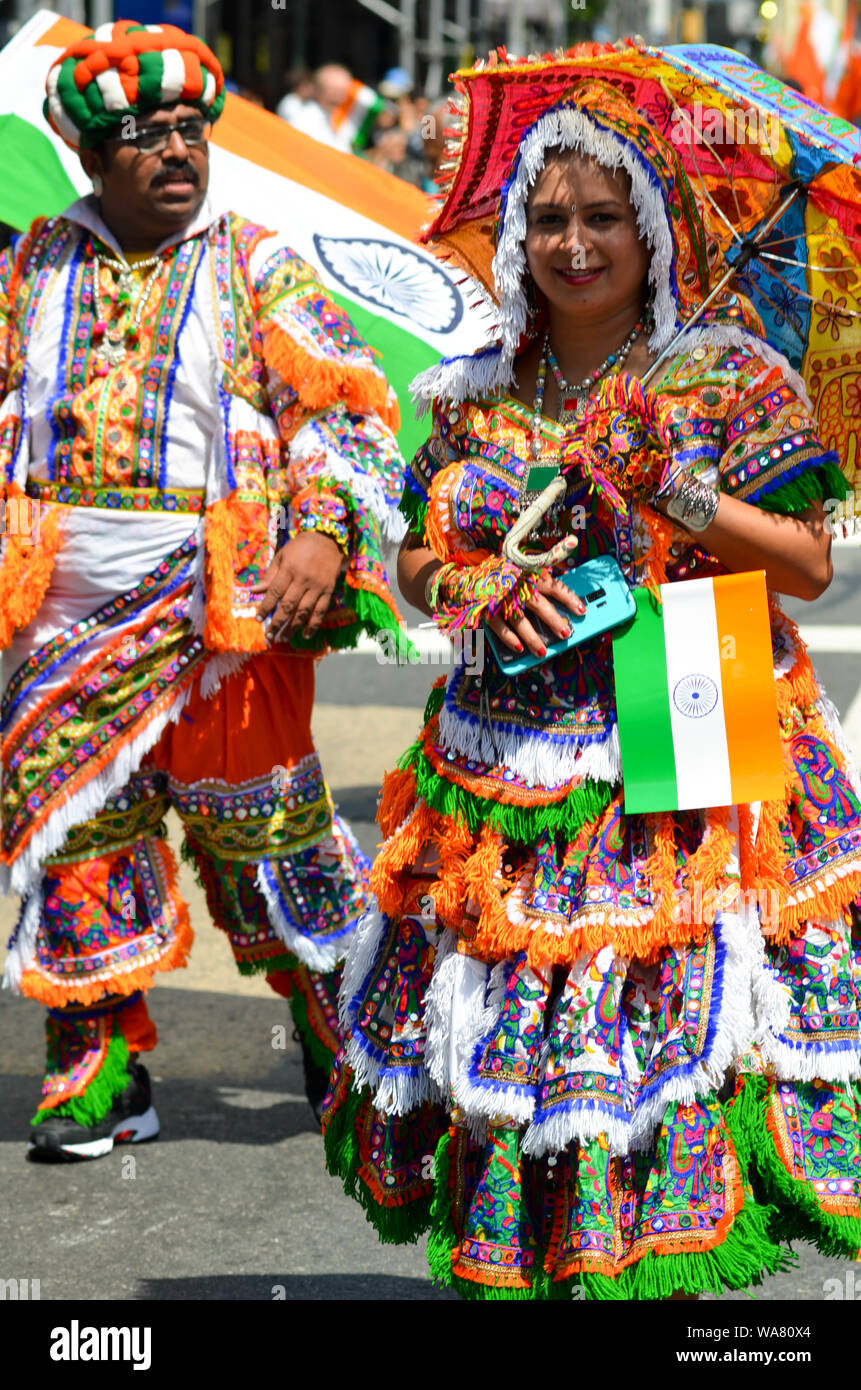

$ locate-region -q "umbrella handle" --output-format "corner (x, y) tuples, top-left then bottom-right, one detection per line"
(502, 475), (573, 571)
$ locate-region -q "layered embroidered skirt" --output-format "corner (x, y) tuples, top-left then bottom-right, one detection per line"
(322, 603), (861, 1299)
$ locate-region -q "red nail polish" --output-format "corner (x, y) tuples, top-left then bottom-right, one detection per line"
(514, 640), (524, 652)
(538, 643), (547, 657)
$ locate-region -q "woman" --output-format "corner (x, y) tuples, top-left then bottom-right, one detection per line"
(322, 69), (861, 1299)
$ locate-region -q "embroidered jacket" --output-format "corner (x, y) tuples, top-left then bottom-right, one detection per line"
(0, 197), (406, 655)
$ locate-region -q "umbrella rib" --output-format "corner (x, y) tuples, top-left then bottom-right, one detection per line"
(742, 277), (806, 339)
(762, 261), (861, 318)
(657, 78), (742, 244)
(760, 251), (860, 273)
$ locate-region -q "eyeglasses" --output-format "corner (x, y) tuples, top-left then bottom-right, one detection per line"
(112, 117), (210, 155)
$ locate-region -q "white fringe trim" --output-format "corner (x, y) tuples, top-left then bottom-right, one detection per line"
(423, 927), (460, 1092)
(625, 909), (770, 1151)
(669, 324), (813, 411)
(1, 885), (42, 993)
(411, 346), (505, 418)
(437, 699), (621, 789)
(199, 651), (249, 699)
(449, 958), (542, 1125)
(343, 1032), (384, 1097)
(762, 1037), (861, 1085)
(411, 107), (678, 412)
(255, 859), (356, 973)
(370, 1059), (444, 1117)
(338, 903), (388, 1029)
(289, 419), (406, 544)
(188, 517), (206, 636)
(814, 677), (861, 800)
(0, 685), (194, 897)
(522, 1101), (633, 1159)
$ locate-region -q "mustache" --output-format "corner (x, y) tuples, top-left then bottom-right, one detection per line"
(151, 165), (199, 187)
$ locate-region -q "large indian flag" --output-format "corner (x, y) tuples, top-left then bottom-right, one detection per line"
(612, 571), (785, 813)
(0, 11), (489, 462)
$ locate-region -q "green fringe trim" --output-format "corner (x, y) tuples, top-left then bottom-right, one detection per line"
(728, 1074), (861, 1259)
(31, 1030), (131, 1129)
(423, 682), (447, 725)
(404, 738), (615, 842)
(286, 979), (337, 1074)
(288, 586), (414, 659)
(426, 1129), (458, 1285)
(179, 834), (206, 888)
(235, 952), (294, 978)
(755, 460), (847, 516)
(611, 1198), (793, 1301)
(425, 1192), (789, 1302)
(323, 1085), (433, 1245)
(399, 485), (428, 538)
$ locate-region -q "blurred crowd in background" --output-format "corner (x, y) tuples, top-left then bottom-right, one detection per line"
(271, 62), (448, 190)
(256, 0), (861, 197)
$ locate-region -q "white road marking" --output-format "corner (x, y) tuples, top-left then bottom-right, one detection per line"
(841, 683), (861, 765)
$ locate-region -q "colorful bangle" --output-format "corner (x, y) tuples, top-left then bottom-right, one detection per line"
(293, 491), (351, 557)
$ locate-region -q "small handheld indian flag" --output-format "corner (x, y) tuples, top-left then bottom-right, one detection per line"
(612, 571), (785, 813)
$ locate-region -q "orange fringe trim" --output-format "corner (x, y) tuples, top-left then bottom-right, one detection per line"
(262, 322), (400, 433)
(19, 841), (194, 1008)
(370, 801), (439, 914)
(372, 786), (746, 968)
(203, 495), (268, 654)
(0, 486), (61, 650)
(117, 994), (159, 1053)
(378, 765), (419, 841)
(637, 505), (673, 597)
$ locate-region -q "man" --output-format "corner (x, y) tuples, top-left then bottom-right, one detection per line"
(0, 20), (406, 1159)
(282, 64), (382, 153)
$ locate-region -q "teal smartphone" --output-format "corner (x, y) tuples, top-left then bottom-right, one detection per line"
(483, 553), (636, 677)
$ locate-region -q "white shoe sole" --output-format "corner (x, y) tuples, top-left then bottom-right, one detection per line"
(27, 1105), (160, 1160)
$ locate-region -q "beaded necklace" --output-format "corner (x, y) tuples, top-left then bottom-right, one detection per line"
(520, 312), (650, 509)
(90, 247), (164, 375)
(546, 313), (648, 425)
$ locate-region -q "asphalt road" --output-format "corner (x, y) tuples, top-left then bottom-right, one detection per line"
(2, 547), (861, 1303)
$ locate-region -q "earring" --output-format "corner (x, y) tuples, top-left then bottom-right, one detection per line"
(571, 202), (577, 215)
(524, 273), (538, 324)
(92, 174), (103, 198)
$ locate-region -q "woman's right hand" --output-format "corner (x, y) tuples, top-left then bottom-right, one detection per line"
(487, 564), (586, 657)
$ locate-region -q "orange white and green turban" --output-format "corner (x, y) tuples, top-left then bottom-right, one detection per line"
(44, 20), (225, 151)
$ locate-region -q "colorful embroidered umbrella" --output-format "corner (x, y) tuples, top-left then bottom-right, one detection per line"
(427, 43), (861, 533)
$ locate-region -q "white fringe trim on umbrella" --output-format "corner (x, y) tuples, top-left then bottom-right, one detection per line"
(411, 107), (678, 413)
(2, 885), (42, 993)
